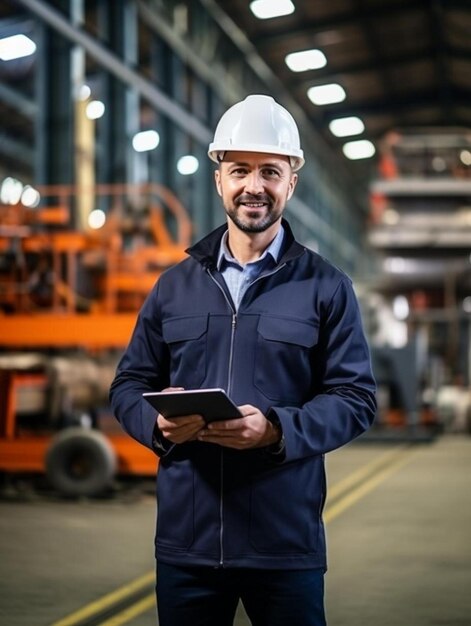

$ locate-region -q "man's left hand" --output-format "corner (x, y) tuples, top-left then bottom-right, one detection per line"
(197, 404), (281, 449)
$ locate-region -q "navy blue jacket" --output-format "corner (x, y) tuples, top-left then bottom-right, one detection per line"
(110, 219), (376, 570)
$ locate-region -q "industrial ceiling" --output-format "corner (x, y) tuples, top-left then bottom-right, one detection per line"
(0, 0), (470, 297)
(212, 0), (471, 166)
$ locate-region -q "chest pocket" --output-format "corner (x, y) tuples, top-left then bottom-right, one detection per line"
(254, 316), (318, 402)
(162, 315), (208, 389)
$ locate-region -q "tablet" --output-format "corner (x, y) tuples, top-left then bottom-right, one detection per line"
(143, 388), (242, 422)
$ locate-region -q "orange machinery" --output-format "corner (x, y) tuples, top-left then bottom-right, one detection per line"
(0, 183), (192, 496)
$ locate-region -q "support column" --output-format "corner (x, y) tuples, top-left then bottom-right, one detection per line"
(35, 0), (74, 189)
(96, 0), (139, 185)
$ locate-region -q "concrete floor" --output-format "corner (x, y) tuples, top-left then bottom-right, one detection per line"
(1, 435), (470, 626)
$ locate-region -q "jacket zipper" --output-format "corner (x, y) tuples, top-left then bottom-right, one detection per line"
(206, 270), (237, 392)
(206, 263), (286, 566)
(207, 270), (236, 567)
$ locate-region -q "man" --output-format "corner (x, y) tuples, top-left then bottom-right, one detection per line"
(110, 94), (376, 626)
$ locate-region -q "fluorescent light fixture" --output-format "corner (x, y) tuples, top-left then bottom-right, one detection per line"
(285, 49), (326, 72)
(86, 100), (105, 120)
(342, 139), (376, 160)
(307, 83), (346, 105)
(250, 0), (295, 20)
(177, 155), (199, 175)
(132, 130), (160, 152)
(329, 116), (364, 137)
(0, 34), (36, 61)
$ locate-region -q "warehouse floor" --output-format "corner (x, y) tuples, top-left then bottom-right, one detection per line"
(1, 434), (470, 626)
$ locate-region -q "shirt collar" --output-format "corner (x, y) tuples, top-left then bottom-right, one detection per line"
(217, 224), (285, 270)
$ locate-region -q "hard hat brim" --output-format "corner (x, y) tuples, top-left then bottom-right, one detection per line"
(208, 143), (305, 171)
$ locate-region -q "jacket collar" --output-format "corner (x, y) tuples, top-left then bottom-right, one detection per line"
(186, 218), (305, 270)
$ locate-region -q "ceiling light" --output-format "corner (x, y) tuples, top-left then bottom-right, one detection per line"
(0, 177), (23, 204)
(88, 209), (106, 230)
(342, 139), (376, 160)
(431, 156), (446, 172)
(285, 49), (326, 72)
(307, 83), (346, 105)
(132, 130), (160, 152)
(384, 257), (407, 273)
(383, 208), (399, 225)
(86, 100), (105, 120)
(393, 295), (409, 321)
(459, 149), (471, 166)
(78, 84), (91, 101)
(21, 185), (40, 208)
(329, 116), (365, 137)
(0, 34), (36, 61)
(177, 155), (199, 175)
(250, 0), (295, 20)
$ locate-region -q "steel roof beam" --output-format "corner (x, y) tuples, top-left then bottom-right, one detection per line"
(0, 133), (34, 166)
(0, 82), (36, 118)
(15, 0), (212, 144)
(318, 86), (471, 120)
(256, 0), (428, 47)
(430, 0), (452, 120)
(282, 42), (471, 100)
(353, 0), (402, 126)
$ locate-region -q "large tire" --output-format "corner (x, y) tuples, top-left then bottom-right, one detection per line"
(45, 428), (117, 497)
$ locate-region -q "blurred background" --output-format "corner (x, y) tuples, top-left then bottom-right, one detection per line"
(0, 1), (470, 625)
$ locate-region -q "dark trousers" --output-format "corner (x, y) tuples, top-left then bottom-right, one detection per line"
(156, 561), (326, 626)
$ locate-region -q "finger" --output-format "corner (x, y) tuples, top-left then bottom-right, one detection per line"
(237, 404), (259, 417)
(197, 432), (251, 449)
(206, 417), (246, 431)
(162, 422), (204, 443)
(158, 414), (204, 429)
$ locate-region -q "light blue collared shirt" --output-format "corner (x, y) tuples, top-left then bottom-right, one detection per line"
(216, 225), (285, 309)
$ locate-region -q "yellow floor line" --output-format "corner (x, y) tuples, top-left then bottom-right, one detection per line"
(97, 594), (156, 626)
(327, 444), (409, 500)
(324, 446), (420, 523)
(49, 571), (155, 626)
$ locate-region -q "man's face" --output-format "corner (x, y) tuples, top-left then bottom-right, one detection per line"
(214, 151), (298, 234)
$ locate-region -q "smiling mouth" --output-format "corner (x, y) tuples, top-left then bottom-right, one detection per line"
(240, 202), (268, 209)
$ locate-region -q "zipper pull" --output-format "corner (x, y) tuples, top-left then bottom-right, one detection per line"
(232, 314), (237, 329)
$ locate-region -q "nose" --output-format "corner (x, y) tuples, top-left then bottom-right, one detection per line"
(244, 170), (264, 195)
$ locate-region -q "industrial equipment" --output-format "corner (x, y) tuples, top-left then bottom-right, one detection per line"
(0, 183), (191, 496)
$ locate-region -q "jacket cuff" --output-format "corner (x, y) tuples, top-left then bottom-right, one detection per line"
(265, 410), (286, 460)
(151, 423), (175, 457)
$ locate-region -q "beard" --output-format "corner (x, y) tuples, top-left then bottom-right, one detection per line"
(225, 194), (283, 233)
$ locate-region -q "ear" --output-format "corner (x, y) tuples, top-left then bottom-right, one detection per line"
(286, 173), (298, 201)
(214, 169), (223, 197)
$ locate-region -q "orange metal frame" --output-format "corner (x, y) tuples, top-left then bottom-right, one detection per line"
(0, 183), (190, 479)
(0, 336), (157, 479)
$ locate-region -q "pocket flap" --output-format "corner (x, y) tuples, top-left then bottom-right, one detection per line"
(257, 316), (318, 348)
(162, 315), (208, 343)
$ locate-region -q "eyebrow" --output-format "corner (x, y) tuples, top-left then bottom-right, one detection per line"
(227, 161), (284, 169)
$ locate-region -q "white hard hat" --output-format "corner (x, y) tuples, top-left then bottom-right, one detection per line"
(208, 94), (305, 171)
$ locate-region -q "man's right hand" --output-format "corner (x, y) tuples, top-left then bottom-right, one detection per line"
(156, 387), (205, 444)
(157, 413), (205, 444)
